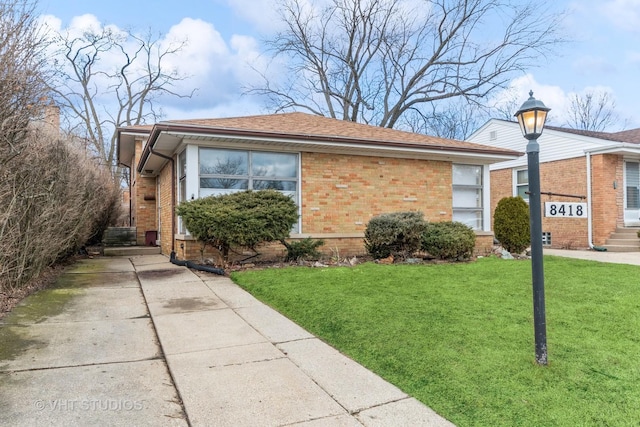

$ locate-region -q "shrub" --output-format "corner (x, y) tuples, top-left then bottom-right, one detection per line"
(1, 132), (121, 292)
(494, 196), (530, 254)
(176, 190), (299, 263)
(422, 221), (476, 260)
(282, 238), (325, 261)
(364, 211), (427, 260)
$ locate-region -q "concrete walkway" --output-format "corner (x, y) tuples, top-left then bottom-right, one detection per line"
(0, 255), (454, 427)
(544, 248), (640, 266)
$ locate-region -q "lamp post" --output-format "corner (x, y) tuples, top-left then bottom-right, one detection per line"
(515, 90), (551, 366)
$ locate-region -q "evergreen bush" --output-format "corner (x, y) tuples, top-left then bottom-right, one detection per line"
(421, 221), (476, 260)
(364, 211), (427, 260)
(493, 196), (530, 254)
(282, 238), (325, 261)
(176, 190), (299, 263)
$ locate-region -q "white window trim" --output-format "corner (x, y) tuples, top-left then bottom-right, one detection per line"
(513, 168), (529, 202)
(177, 145), (302, 236)
(452, 163), (486, 231)
(482, 166), (491, 232)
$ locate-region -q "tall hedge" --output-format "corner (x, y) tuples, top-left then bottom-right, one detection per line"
(1, 132), (121, 292)
(176, 190), (298, 262)
(493, 196), (530, 253)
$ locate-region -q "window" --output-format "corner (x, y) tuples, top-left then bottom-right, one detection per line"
(199, 148), (298, 197)
(515, 169), (529, 200)
(452, 164), (483, 230)
(542, 232), (551, 246)
(199, 148), (300, 231)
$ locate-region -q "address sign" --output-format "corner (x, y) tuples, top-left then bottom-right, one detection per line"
(544, 202), (587, 218)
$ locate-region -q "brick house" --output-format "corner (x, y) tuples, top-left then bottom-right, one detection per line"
(467, 119), (640, 251)
(117, 112), (520, 261)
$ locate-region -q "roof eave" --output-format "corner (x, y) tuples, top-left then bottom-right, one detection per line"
(137, 123), (522, 175)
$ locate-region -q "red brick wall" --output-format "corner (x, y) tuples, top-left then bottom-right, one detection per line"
(171, 152), (492, 262)
(300, 152), (452, 233)
(591, 154), (623, 245)
(131, 139), (157, 245)
(490, 155), (623, 249)
(158, 161), (174, 255)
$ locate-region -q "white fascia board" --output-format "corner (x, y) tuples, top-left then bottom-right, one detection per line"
(167, 131), (518, 164)
(584, 143), (640, 156)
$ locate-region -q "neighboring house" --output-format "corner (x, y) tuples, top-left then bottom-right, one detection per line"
(117, 112), (520, 261)
(467, 119), (640, 251)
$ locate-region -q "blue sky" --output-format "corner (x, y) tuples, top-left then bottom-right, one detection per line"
(39, 0), (640, 130)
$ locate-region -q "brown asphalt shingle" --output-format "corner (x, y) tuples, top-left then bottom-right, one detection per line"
(163, 112), (502, 151)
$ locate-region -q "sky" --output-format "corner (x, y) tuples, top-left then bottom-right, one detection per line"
(38, 0), (640, 131)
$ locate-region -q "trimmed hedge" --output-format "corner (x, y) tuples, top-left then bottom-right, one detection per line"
(421, 221), (476, 260)
(282, 238), (325, 261)
(176, 190), (299, 262)
(364, 211), (427, 260)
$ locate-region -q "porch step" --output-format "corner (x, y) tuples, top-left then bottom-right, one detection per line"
(601, 245), (640, 253)
(103, 246), (162, 256)
(102, 227), (137, 246)
(604, 227), (640, 252)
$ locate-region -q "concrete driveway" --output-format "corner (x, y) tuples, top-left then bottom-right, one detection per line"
(0, 255), (453, 427)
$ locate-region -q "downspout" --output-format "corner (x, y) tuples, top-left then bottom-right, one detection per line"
(148, 146), (176, 255)
(586, 151), (607, 251)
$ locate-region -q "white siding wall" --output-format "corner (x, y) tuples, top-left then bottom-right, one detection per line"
(467, 120), (619, 170)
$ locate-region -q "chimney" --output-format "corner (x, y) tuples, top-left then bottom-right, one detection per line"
(44, 103), (60, 133)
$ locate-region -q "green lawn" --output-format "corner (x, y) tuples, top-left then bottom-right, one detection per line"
(231, 256), (640, 426)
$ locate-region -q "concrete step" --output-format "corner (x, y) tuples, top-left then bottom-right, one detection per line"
(103, 227), (137, 247)
(609, 232), (640, 239)
(104, 246), (162, 256)
(605, 238), (640, 246)
(602, 245), (640, 252)
(604, 227), (640, 252)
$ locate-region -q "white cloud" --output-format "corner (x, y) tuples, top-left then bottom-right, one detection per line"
(601, 0), (640, 33)
(162, 18), (229, 77)
(490, 74), (612, 126)
(156, 18), (267, 112)
(221, 0), (286, 34)
(492, 74), (635, 129)
(41, 11), (271, 120)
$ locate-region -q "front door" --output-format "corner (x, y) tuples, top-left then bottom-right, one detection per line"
(624, 161), (640, 225)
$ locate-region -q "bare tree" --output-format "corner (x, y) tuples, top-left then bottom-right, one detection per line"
(0, 0), (50, 165)
(0, 0), (122, 292)
(251, 0), (564, 130)
(565, 89), (620, 132)
(48, 28), (193, 179)
(404, 99), (487, 140)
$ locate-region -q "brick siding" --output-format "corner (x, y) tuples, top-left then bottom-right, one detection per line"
(170, 152), (491, 263)
(131, 139), (157, 245)
(490, 154), (623, 249)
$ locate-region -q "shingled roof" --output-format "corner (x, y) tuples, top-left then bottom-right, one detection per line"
(161, 112), (513, 152)
(119, 112), (525, 173)
(543, 124), (640, 143)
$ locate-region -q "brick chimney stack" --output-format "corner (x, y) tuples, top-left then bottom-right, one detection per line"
(44, 103), (60, 133)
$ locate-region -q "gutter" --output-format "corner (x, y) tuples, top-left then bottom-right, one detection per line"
(137, 125), (171, 174)
(137, 123), (521, 174)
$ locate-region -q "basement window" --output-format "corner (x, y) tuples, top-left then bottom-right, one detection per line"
(542, 232), (552, 246)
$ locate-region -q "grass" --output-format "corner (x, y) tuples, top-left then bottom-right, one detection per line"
(231, 256), (640, 426)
